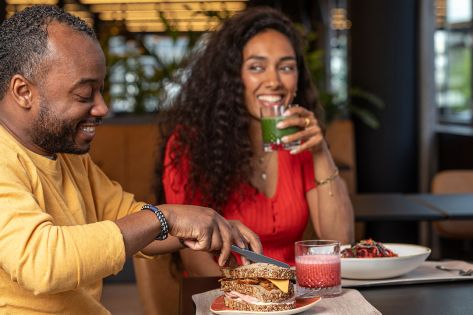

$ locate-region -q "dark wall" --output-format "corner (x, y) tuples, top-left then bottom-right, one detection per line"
(438, 133), (473, 170)
(350, 0), (419, 193)
(0, 1), (6, 23)
(249, 0), (322, 30)
(349, 0), (419, 243)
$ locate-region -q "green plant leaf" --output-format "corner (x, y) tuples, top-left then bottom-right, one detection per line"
(348, 106), (380, 129)
(350, 87), (385, 109)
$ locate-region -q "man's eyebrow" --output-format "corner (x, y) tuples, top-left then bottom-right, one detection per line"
(71, 78), (101, 89)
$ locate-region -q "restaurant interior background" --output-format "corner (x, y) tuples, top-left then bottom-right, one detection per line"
(2, 0), (473, 282)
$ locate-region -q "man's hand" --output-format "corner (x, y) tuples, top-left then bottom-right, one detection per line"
(115, 204), (262, 264)
(159, 205), (258, 266)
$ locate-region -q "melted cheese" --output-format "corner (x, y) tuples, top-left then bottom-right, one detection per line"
(225, 291), (295, 306)
(268, 279), (289, 293)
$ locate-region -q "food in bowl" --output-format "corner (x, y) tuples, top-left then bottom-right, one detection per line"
(341, 239), (398, 258)
(341, 243), (431, 279)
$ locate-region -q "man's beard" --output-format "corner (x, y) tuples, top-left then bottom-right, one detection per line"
(30, 98), (96, 155)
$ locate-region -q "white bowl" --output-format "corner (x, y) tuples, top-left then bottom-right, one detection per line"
(341, 243), (431, 280)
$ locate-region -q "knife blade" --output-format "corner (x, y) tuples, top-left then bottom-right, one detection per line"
(230, 245), (290, 268)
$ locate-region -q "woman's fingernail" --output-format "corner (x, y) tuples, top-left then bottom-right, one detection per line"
(281, 136), (288, 142)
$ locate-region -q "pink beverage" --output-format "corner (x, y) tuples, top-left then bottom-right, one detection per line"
(296, 254), (341, 288)
(295, 240), (341, 297)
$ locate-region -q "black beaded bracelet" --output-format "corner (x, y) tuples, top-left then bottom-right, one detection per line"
(141, 204), (169, 240)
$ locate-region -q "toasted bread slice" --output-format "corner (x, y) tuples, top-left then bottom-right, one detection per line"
(221, 263), (295, 280)
(220, 279), (294, 303)
(223, 296), (295, 312)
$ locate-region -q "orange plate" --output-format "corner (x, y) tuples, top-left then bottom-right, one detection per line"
(210, 295), (322, 314)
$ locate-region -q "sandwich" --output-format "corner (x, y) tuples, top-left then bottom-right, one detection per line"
(219, 262), (296, 311)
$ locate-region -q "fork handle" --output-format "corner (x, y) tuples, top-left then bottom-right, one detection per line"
(436, 265), (461, 272)
(436, 265), (473, 276)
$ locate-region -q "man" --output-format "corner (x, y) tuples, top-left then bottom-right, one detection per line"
(0, 5), (261, 314)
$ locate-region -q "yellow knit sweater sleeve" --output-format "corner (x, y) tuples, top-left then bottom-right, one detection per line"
(0, 129), (142, 297)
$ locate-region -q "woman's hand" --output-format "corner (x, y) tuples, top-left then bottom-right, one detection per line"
(228, 220), (262, 265)
(228, 220), (262, 253)
(277, 105), (325, 154)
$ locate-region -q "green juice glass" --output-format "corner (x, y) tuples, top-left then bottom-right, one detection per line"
(260, 105), (301, 152)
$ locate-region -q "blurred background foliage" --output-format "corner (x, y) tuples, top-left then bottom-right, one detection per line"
(101, 9), (383, 128)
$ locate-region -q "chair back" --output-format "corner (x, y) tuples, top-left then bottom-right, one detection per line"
(432, 170), (473, 239)
(133, 255), (181, 315)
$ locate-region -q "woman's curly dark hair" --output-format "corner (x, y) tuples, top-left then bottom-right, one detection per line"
(155, 6), (323, 211)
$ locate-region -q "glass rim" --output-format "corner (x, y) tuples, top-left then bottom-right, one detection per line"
(260, 104), (292, 114)
(295, 240), (340, 247)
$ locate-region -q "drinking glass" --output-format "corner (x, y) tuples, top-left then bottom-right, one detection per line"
(295, 240), (341, 297)
(260, 104), (301, 152)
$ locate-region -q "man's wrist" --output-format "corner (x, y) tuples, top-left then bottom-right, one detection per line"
(141, 204), (169, 240)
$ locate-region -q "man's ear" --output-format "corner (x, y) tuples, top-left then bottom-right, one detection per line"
(10, 74), (34, 109)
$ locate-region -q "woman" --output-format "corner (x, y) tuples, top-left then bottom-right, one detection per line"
(156, 6), (354, 275)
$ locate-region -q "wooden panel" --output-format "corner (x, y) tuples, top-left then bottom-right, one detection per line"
(326, 119), (363, 240)
(326, 119), (357, 194)
(124, 125), (160, 204)
(89, 125), (127, 184)
(89, 123), (159, 203)
(326, 120), (356, 171)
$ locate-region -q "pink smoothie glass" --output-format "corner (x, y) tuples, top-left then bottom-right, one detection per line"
(295, 240), (341, 297)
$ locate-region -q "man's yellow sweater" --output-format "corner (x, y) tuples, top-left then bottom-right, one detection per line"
(0, 125), (144, 314)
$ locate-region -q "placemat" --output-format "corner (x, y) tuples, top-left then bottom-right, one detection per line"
(342, 260), (473, 287)
(193, 288), (380, 315)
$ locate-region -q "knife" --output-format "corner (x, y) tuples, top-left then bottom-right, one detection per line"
(231, 245), (291, 268)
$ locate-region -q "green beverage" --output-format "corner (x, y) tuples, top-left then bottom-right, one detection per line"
(261, 116), (301, 151)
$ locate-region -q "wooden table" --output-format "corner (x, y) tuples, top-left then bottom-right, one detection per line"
(351, 194), (446, 248)
(351, 193), (473, 252)
(179, 194), (473, 314)
(352, 193), (473, 221)
(180, 276), (473, 315)
(351, 194), (446, 221)
(408, 194), (473, 219)
(359, 281), (473, 315)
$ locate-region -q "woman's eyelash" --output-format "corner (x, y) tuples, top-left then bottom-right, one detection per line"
(249, 65), (263, 71)
(280, 64), (296, 71)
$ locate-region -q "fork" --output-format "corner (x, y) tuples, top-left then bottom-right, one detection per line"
(435, 265), (473, 276)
